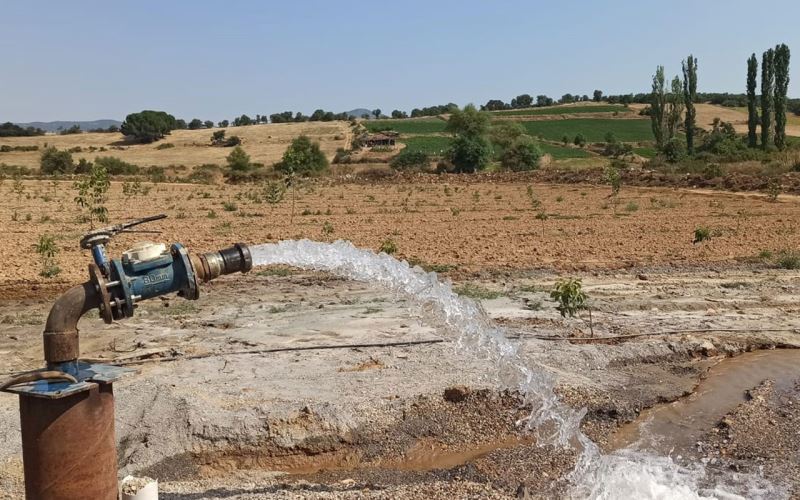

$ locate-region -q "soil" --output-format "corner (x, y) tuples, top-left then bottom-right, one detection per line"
(2, 178), (800, 300)
(0, 263), (799, 498)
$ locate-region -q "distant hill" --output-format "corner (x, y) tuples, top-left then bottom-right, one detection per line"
(13, 119), (122, 132)
(343, 108), (374, 119)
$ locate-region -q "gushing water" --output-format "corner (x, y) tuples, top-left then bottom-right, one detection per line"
(250, 240), (781, 499)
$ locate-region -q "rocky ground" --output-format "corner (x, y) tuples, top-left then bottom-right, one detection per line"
(0, 266), (799, 499)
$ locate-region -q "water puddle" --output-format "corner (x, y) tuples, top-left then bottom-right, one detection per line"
(610, 349), (800, 454)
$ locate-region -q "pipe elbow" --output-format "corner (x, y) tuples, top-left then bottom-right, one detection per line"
(43, 282), (101, 364)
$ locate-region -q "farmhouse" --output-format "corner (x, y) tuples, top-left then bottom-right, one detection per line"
(364, 132), (397, 147)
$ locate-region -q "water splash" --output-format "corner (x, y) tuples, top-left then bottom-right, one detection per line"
(250, 239), (781, 499)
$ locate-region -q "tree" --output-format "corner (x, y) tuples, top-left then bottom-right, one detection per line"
(218, 119), (229, 128)
(276, 135), (328, 175)
(188, 118), (203, 130)
(226, 146), (251, 172)
(445, 104), (490, 137)
(746, 54), (759, 148)
(536, 95), (554, 107)
(120, 110), (177, 143)
(448, 135), (492, 173)
(484, 99), (508, 111)
(650, 66), (667, 149)
(774, 43), (791, 151)
(560, 93), (575, 104)
(391, 110), (407, 119)
(73, 163), (110, 228)
(40, 147), (74, 175)
(233, 114), (253, 126)
(761, 48), (775, 150)
(204, 120), (214, 129)
(666, 75), (684, 141)
(682, 55), (698, 154)
(500, 136), (542, 171)
(512, 94), (533, 108)
(593, 90), (603, 102)
(372, 109), (382, 119)
(488, 122), (525, 151)
(175, 119), (187, 129)
(573, 133), (586, 147)
(310, 109), (325, 121)
(211, 130), (226, 144)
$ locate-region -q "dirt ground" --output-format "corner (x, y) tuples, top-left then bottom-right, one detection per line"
(1, 179), (799, 299)
(0, 261), (798, 498)
(0, 175), (798, 498)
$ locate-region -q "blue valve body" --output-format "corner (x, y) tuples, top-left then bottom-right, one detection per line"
(105, 243), (197, 319)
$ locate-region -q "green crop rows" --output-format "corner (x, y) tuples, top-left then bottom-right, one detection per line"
(519, 118), (652, 143)
(366, 119), (447, 134)
(492, 105), (630, 117)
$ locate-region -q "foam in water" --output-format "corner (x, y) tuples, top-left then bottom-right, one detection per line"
(250, 239), (782, 499)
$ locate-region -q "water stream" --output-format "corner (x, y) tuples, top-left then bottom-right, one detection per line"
(249, 239), (783, 499)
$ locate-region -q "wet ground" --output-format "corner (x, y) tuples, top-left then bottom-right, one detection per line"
(0, 266), (799, 498)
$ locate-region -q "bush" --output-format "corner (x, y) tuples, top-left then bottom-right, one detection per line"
(40, 147), (74, 175)
(275, 135), (328, 176)
(155, 143), (175, 150)
(573, 134), (587, 147)
(500, 136), (542, 171)
(390, 150), (430, 170)
(662, 137), (686, 163)
(777, 251), (800, 269)
(94, 156), (140, 175)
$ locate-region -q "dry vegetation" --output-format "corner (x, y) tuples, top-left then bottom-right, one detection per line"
(0, 121), (351, 170)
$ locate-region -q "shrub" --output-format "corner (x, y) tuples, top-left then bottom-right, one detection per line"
(94, 156), (140, 175)
(275, 135), (328, 176)
(500, 136), (542, 171)
(662, 137), (686, 163)
(390, 150), (430, 170)
(693, 227), (711, 244)
(222, 201), (238, 212)
(40, 147), (74, 175)
(777, 251), (800, 269)
(573, 133), (587, 147)
(379, 238), (398, 255)
(155, 143), (175, 150)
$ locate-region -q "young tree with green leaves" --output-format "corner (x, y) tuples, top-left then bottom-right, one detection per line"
(774, 43), (791, 151)
(746, 54), (759, 148)
(650, 66), (667, 149)
(682, 55), (698, 154)
(74, 163), (110, 228)
(760, 48), (775, 150)
(276, 135), (328, 176)
(666, 75), (685, 141)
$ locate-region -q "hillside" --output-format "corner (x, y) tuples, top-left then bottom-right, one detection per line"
(13, 119), (122, 132)
(0, 121), (350, 170)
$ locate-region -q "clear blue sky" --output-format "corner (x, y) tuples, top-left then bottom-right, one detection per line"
(2, 0), (798, 122)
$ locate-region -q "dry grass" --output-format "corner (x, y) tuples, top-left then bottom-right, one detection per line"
(629, 103), (800, 137)
(0, 122), (351, 170)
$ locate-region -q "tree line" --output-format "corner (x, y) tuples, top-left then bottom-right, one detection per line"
(747, 44), (792, 151)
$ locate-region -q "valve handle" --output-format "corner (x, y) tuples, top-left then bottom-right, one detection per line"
(80, 214), (167, 249)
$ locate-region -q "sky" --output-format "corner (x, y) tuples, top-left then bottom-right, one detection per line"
(2, 0), (799, 122)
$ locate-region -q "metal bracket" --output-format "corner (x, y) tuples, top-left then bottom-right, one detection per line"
(2, 362), (135, 399)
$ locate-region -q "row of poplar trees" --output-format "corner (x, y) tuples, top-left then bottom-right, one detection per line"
(747, 44), (791, 151)
(650, 55), (699, 154)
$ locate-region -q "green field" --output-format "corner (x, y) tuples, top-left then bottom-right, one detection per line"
(366, 119), (447, 134)
(518, 118), (652, 143)
(401, 136), (451, 155)
(539, 143), (593, 159)
(632, 146), (657, 158)
(492, 105), (630, 117)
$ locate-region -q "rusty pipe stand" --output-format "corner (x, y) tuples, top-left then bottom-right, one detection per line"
(4, 362), (133, 500)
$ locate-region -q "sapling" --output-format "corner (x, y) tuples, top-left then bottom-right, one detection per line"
(550, 277), (593, 336)
(35, 234), (60, 278)
(74, 164), (110, 228)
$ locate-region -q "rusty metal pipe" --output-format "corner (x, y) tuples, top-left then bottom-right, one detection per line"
(43, 281), (101, 365)
(20, 384), (118, 500)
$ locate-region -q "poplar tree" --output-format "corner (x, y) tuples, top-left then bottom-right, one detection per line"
(746, 54), (759, 148)
(682, 55), (698, 154)
(650, 66), (667, 149)
(774, 43), (791, 151)
(760, 48), (775, 150)
(666, 75), (685, 141)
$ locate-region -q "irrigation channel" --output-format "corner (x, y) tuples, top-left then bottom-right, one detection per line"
(249, 239), (785, 499)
